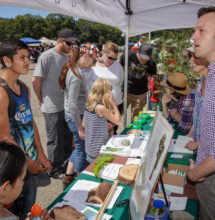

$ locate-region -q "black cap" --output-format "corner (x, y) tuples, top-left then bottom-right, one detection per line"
(138, 44), (152, 60)
(58, 28), (78, 42)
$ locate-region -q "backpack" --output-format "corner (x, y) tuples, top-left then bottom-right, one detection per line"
(0, 78), (28, 118)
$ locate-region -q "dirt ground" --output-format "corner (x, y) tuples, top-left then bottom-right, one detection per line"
(9, 63), (130, 208)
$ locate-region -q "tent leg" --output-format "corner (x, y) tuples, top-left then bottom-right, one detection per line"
(123, 32), (129, 128)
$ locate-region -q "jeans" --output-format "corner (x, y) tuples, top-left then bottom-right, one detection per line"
(86, 153), (96, 164)
(65, 114), (86, 172)
(10, 172), (38, 220)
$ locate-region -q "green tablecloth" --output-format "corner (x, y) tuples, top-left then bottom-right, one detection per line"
(48, 115), (199, 219)
(48, 173), (132, 220)
(164, 152), (196, 167)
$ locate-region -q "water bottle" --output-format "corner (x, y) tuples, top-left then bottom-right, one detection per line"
(31, 203), (43, 220)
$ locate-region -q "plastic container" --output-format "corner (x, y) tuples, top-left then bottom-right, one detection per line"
(31, 204), (43, 220)
(137, 118), (147, 125)
(143, 106), (148, 113)
(145, 199), (168, 220)
(133, 116), (139, 123)
(129, 123), (142, 129)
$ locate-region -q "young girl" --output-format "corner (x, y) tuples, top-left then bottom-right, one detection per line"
(59, 44), (98, 189)
(0, 142), (50, 219)
(83, 78), (121, 163)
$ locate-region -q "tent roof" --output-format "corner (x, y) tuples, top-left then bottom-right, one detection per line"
(0, 0), (214, 37)
(20, 37), (41, 44)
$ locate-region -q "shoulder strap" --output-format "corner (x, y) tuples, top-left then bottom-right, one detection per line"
(0, 78), (16, 118)
(17, 79), (28, 97)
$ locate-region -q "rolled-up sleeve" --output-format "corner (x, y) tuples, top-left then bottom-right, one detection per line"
(178, 94), (195, 133)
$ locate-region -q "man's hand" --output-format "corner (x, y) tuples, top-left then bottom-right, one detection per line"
(26, 209), (51, 220)
(26, 157), (45, 175)
(170, 109), (181, 122)
(37, 151), (52, 173)
(78, 126), (85, 140)
(185, 141), (199, 151)
(186, 159), (206, 182)
(161, 93), (172, 105)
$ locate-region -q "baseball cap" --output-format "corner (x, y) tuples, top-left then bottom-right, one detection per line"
(58, 28), (78, 42)
(138, 44), (152, 60)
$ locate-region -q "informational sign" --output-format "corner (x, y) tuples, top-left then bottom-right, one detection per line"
(130, 111), (174, 220)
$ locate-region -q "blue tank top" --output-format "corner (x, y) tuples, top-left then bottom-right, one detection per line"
(9, 81), (37, 161)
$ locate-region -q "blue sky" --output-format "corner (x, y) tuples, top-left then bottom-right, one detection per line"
(0, 6), (50, 18)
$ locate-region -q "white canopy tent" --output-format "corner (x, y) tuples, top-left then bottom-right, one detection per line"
(39, 37), (57, 46)
(0, 0), (214, 126)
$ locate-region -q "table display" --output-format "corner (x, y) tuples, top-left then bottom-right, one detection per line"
(47, 110), (199, 220)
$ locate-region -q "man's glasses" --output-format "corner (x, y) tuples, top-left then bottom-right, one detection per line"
(106, 54), (117, 61)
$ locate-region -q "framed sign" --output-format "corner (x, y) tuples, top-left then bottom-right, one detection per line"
(130, 111), (174, 219)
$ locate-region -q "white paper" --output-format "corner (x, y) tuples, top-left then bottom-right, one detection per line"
(63, 180), (123, 209)
(82, 206), (112, 220)
(63, 180), (99, 202)
(173, 136), (194, 153)
(169, 196), (188, 211)
(170, 154), (183, 159)
(99, 163), (123, 180)
(100, 134), (149, 158)
(126, 158), (141, 165)
(168, 139), (176, 152)
(100, 135), (136, 156)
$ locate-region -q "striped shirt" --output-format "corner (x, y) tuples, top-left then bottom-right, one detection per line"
(196, 61), (215, 165)
(84, 105), (109, 158)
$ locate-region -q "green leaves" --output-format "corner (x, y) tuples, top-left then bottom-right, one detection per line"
(93, 154), (114, 180)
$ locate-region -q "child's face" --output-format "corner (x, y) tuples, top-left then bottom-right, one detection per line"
(6, 49), (31, 76)
(3, 163), (27, 205)
(79, 54), (95, 69)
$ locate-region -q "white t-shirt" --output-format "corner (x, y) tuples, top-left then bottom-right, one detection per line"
(90, 61), (124, 105)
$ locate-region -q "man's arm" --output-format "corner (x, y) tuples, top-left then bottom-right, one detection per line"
(187, 157), (215, 181)
(33, 121), (52, 172)
(32, 76), (43, 105)
(177, 95), (195, 133)
(0, 87), (17, 144)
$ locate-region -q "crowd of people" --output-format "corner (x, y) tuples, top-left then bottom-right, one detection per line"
(0, 5), (214, 220)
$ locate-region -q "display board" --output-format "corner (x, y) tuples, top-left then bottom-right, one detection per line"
(130, 111), (174, 219)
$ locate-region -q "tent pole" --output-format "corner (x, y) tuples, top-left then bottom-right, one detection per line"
(123, 31), (129, 128)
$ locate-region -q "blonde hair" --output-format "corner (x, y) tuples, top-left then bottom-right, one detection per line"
(86, 78), (112, 112)
(102, 42), (118, 54)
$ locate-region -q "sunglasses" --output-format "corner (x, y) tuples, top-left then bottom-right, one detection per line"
(106, 54), (117, 61)
(64, 40), (79, 47)
(187, 52), (197, 60)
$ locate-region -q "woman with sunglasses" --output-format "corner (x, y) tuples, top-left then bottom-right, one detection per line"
(185, 47), (209, 152)
(90, 42), (124, 134)
(59, 44), (97, 189)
